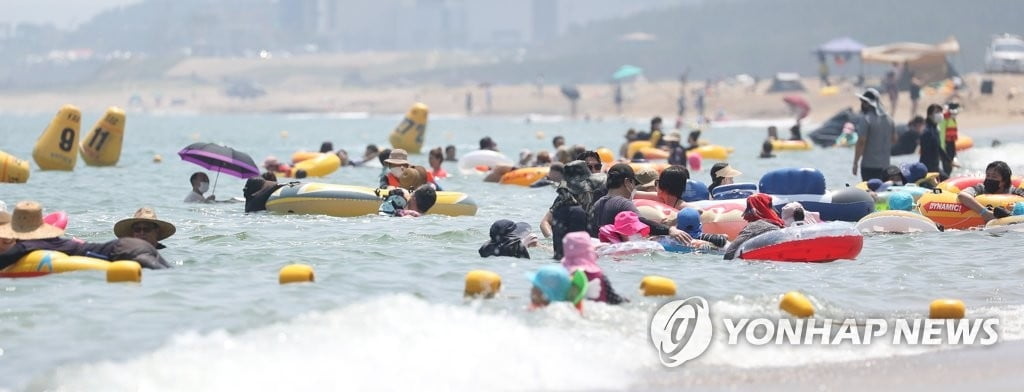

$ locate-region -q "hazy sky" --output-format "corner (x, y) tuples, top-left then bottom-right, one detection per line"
(0, 0), (139, 27)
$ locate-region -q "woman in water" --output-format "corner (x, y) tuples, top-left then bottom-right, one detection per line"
(723, 194), (785, 260)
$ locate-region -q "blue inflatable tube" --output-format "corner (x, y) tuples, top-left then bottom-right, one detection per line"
(682, 179), (710, 202)
(760, 168), (874, 222)
(712, 183), (757, 200)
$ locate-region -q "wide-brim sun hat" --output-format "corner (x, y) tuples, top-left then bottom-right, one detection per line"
(113, 207), (177, 241)
(0, 201), (65, 240)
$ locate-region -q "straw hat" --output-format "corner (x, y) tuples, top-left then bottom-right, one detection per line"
(0, 201), (65, 240)
(398, 167), (427, 190)
(113, 207), (177, 241)
(384, 149), (410, 166)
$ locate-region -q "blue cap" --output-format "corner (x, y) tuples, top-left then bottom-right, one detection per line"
(899, 162), (927, 184)
(1013, 202), (1024, 216)
(675, 208), (702, 238)
(888, 192), (914, 211)
(866, 178), (888, 192)
(525, 265), (571, 303)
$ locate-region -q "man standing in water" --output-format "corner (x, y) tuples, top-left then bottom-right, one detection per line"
(851, 88), (896, 181)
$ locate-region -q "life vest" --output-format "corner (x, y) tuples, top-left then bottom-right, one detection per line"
(942, 112), (958, 144)
(386, 173), (400, 187)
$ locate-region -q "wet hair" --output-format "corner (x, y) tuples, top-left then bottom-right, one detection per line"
(535, 150), (552, 164)
(986, 161), (1012, 186)
(761, 140), (773, 154)
(412, 184), (437, 213)
(479, 137), (494, 149)
(575, 150), (600, 163)
(625, 128), (637, 140)
(319, 141), (334, 153)
(651, 116), (663, 127)
(261, 172), (277, 182)
(570, 144), (586, 159)
(378, 148), (392, 165)
(658, 165), (689, 197)
(445, 145), (455, 152)
(294, 169), (308, 179)
(429, 147), (444, 161)
(552, 136), (564, 148)
(190, 172), (207, 184)
(366, 144), (379, 154)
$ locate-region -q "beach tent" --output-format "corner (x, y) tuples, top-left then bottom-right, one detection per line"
(815, 37), (865, 72)
(861, 37), (960, 85)
(766, 73), (806, 93)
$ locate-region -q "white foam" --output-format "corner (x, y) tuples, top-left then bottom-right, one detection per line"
(36, 295), (650, 392)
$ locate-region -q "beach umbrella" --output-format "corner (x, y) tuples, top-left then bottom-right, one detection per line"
(612, 65), (643, 81)
(178, 142), (259, 193)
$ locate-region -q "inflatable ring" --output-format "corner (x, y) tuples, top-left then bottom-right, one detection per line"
(689, 199), (747, 240)
(291, 151), (319, 164)
(936, 176), (1023, 193)
(0, 250), (113, 278)
(457, 150), (512, 175)
(955, 135), (973, 152)
(639, 147), (669, 160)
(499, 167), (549, 186)
(291, 153), (341, 178)
(626, 141), (654, 160)
(627, 162), (669, 174)
(917, 190), (1024, 230)
(596, 241), (664, 257)
(692, 145), (733, 160)
(739, 222), (864, 262)
(855, 210), (940, 234)
(266, 182), (477, 217)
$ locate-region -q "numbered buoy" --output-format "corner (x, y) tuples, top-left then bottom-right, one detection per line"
(464, 270), (501, 298)
(32, 105), (81, 171)
(80, 106), (126, 166)
(388, 103), (428, 154)
(0, 150), (30, 183)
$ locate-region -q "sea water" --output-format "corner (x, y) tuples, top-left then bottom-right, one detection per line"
(0, 113), (1022, 391)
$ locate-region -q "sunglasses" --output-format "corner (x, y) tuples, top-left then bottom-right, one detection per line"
(132, 224), (157, 234)
(588, 163), (602, 171)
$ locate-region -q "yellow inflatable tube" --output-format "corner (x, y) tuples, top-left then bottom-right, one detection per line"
(917, 191), (1024, 230)
(33, 105), (81, 171)
(771, 140), (812, 151)
(0, 250), (113, 278)
(626, 141), (653, 160)
(266, 182), (477, 217)
(291, 153), (341, 178)
(1, 150), (31, 183)
(389, 103), (429, 154)
(499, 167), (549, 186)
(955, 135), (973, 152)
(291, 151), (319, 164)
(693, 145), (733, 160)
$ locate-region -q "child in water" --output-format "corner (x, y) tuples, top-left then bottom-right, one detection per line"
(561, 232), (626, 304)
(759, 140), (776, 158)
(526, 264), (586, 311)
(659, 208), (728, 252)
(598, 211), (650, 243)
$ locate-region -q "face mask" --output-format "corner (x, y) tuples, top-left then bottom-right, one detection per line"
(198, 182), (210, 193)
(931, 113), (944, 124)
(390, 167), (404, 177)
(984, 179), (1001, 194)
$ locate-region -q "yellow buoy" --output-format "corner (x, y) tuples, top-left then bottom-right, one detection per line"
(779, 291), (814, 318)
(279, 264), (315, 284)
(639, 276), (677, 297)
(280, 130), (289, 139)
(464, 270), (501, 298)
(106, 261), (142, 283)
(388, 103), (429, 154)
(153, 154), (163, 163)
(32, 104), (81, 171)
(929, 299), (965, 319)
(535, 131), (545, 140)
(596, 148), (615, 164)
(0, 150), (31, 183)
(80, 107), (126, 166)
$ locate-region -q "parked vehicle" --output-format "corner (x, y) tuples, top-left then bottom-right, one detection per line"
(985, 34), (1024, 73)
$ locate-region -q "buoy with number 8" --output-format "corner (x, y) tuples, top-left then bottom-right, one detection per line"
(389, 103), (429, 154)
(33, 104), (81, 171)
(80, 106), (126, 166)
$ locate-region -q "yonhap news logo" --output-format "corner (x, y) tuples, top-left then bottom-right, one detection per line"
(649, 296), (1000, 367)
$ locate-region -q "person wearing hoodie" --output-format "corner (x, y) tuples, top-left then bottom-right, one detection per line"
(243, 177), (284, 213)
(479, 220), (534, 259)
(723, 194), (785, 260)
(541, 160), (604, 258)
(561, 231), (626, 304)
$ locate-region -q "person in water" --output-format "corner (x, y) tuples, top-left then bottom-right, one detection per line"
(664, 132), (688, 166)
(543, 160), (602, 259)
(759, 140), (776, 158)
(958, 161), (1023, 222)
(527, 264), (574, 309)
(530, 162), (564, 188)
(113, 208), (176, 249)
(561, 231), (626, 304)
(919, 104), (952, 180)
(634, 167), (659, 192)
(262, 156), (291, 175)
(479, 136), (498, 151)
(674, 208), (728, 249)
(766, 126), (779, 141)
(588, 163), (692, 244)
(852, 88), (897, 181)
(780, 202), (820, 227)
(552, 135), (565, 150)
(789, 124), (803, 141)
(619, 128), (637, 159)
(319, 141), (334, 154)
(891, 116), (925, 156)
(479, 220), (534, 259)
(598, 211), (650, 243)
(427, 147), (449, 179)
(534, 150), (552, 166)
(380, 149), (411, 188)
(444, 145), (457, 162)
(577, 150), (603, 174)
(349, 144), (380, 167)
(708, 163), (741, 195)
(243, 177), (283, 213)
(634, 165), (689, 210)
(185, 172), (215, 203)
(0, 201), (170, 269)
(723, 194), (785, 260)
(379, 184), (437, 218)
